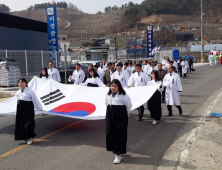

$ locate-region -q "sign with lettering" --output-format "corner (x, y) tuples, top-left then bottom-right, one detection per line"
(147, 25), (153, 58)
(46, 7), (59, 67)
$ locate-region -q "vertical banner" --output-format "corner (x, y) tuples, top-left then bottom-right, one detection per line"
(147, 25), (153, 58)
(46, 7), (59, 67)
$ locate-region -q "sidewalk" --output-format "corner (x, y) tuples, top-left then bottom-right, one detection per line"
(157, 87), (222, 170)
(193, 63), (208, 68)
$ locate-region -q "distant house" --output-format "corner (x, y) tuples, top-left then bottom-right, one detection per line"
(58, 35), (68, 40)
(174, 32), (194, 42)
(90, 37), (113, 45)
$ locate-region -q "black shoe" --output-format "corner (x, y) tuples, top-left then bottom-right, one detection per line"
(166, 114), (173, 117)
(138, 117), (143, 121)
(179, 109), (183, 116)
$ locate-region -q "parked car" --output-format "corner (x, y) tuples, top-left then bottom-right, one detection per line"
(79, 61), (101, 67)
(58, 64), (88, 83)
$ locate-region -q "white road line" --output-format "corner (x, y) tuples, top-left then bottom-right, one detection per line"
(177, 90), (222, 169)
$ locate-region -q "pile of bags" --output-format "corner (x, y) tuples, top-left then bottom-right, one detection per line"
(0, 58), (21, 86)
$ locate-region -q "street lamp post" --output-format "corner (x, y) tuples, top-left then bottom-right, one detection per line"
(201, 0), (204, 63)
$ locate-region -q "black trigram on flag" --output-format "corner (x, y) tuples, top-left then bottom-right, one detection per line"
(40, 89), (65, 106)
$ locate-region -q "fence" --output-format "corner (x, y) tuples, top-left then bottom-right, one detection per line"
(113, 49), (172, 63)
(0, 50), (57, 77)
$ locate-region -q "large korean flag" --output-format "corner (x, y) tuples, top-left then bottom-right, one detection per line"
(0, 77), (159, 120)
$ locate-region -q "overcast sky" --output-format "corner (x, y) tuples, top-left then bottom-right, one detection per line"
(1, 0), (144, 13)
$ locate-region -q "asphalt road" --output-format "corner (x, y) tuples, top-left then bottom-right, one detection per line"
(0, 64), (222, 170)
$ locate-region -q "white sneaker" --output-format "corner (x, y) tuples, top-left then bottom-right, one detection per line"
(27, 138), (33, 145)
(22, 140), (28, 144)
(114, 155), (122, 164)
(152, 120), (157, 125)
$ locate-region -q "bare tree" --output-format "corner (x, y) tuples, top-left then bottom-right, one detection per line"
(154, 28), (175, 46)
(67, 2), (79, 11)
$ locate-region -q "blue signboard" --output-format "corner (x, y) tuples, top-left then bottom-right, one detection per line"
(46, 7), (59, 67)
(147, 25), (153, 58)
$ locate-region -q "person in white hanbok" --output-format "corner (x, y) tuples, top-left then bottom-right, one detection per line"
(163, 66), (183, 117)
(105, 79), (132, 164)
(15, 78), (42, 145)
(128, 64), (150, 121)
(103, 58), (108, 70)
(71, 63), (85, 85)
(48, 62), (61, 82)
(98, 62), (105, 75)
(147, 62), (158, 77)
(162, 57), (167, 70)
(123, 62), (132, 80)
(131, 61), (136, 74)
(111, 63), (129, 87)
(143, 60), (150, 74)
(147, 70), (162, 125)
(80, 69), (105, 87)
(40, 68), (52, 82)
(93, 65), (103, 80)
(181, 58), (189, 78)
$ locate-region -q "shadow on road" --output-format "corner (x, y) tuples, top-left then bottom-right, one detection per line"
(0, 112), (199, 169)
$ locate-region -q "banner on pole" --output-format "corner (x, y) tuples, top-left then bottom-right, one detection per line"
(147, 25), (154, 58)
(46, 7), (59, 67)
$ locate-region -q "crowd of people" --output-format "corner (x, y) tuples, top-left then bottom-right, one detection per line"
(15, 56), (193, 164)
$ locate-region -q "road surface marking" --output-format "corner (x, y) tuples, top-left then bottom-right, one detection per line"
(0, 120), (83, 160)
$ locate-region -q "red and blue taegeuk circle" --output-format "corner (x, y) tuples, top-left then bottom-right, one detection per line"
(49, 102), (96, 117)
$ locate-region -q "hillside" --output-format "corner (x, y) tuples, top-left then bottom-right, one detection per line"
(12, 6), (222, 47)
(12, 8), (125, 46)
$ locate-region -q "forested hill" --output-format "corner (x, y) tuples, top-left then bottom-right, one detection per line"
(124, 0), (222, 24)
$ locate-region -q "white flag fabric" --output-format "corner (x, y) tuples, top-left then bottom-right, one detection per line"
(0, 77), (160, 120)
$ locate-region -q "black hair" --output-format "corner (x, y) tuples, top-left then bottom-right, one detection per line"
(129, 60), (132, 65)
(89, 68), (99, 78)
(76, 63), (81, 66)
(49, 62), (54, 65)
(88, 64), (93, 68)
(144, 60), (148, 63)
(93, 65), (98, 68)
(155, 61), (158, 64)
(112, 62), (115, 64)
(107, 79), (126, 95)
(116, 63), (123, 67)
(40, 68), (49, 78)
(138, 61), (142, 64)
(151, 61), (155, 64)
(133, 61), (136, 64)
(18, 78), (28, 87)
(107, 62), (112, 66)
(170, 61), (174, 64)
(151, 70), (161, 82)
(167, 59), (170, 62)
(135, 64), (142, 68)
(124, 62), (129, 66)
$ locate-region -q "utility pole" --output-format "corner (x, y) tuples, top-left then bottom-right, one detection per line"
(201, 0), (204, 63)
(115, 35), (117, 60)
(125, 25), (127, 48)
(64, 44), (67, 85)
(136, 24), (138, 41)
